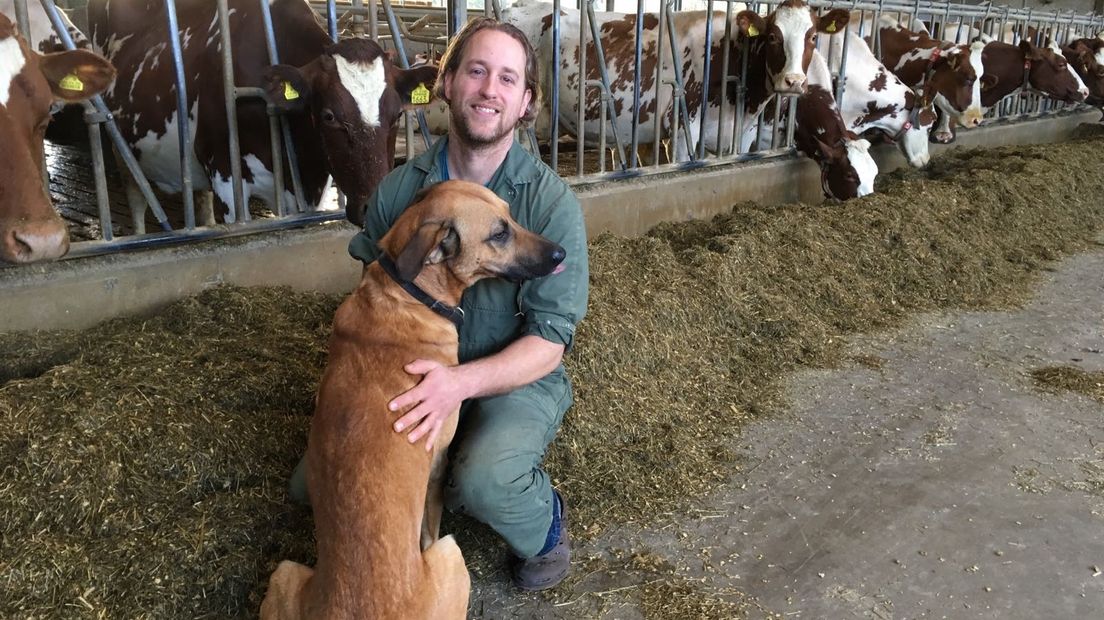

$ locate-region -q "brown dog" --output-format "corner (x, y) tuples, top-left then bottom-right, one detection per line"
(261, 180), (567, 619)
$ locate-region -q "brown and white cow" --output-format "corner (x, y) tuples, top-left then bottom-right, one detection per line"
(818, 30), (935, 168)
(500, 0), (848, 162)
(930, 38), (1087, 141)
(87, 0), (438, 231)
(793, 50), (878, 199)
(1063, 36), (1104, 108)
(0, 12), (114, 264)
(872, 16), (987, 144)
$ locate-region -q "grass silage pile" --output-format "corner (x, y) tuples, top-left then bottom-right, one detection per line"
(4, 131), (1104, 617)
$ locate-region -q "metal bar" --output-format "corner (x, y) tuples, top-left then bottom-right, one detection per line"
(715, 3), (733, 158)
(552, 0), (562, 171)
(165, 0), (196, 229)
(783, 95), (797, 147)
(631, 0), (646, 167)
(652, 0), (666, 165)
(577, 0), (587, 176)
(259, 0), (308, 214)
(367, 0), (378, 40)
(39, 0), (172, 231)
(14, 0), (30, 45)
(663, 0), (696, 160)
(697, 0), (715, 160)
(326, 0), (338, 39)
(85, 104), (113, 242)
(216, 0), (246, 222)
(585, 0), (628, 169)
(834, 15), (853, 108)
(447, 0), (466, 38)
(732, 6), (751, 155)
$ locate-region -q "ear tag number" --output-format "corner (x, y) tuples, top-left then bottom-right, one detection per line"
(411, 83), (431, 104)
(60, 73), (84, 91)
(748, 25), (759, 37)
(283, 81), (300, 101)
(826, 21), (837, 33)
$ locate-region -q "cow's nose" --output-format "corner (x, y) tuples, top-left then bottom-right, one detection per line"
(783, 74), (806, 90)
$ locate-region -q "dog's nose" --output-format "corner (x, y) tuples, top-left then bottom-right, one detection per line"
(551, 246), (566, 263)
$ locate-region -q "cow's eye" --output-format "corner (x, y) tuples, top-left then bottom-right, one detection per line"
(321, 109), (337, 124)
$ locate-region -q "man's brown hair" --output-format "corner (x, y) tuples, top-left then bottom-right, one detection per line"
(433, 17), (542, 125)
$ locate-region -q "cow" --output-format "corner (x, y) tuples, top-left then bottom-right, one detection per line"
(872, 16), (987, 144)
(794, 49), (877, 199)
(87, 0), (438, 231)
(0, 12), (115, 264)
(928, 38), (1088, 142)
(499, 0), (849, 163)
(818, 29), (935, 168)
(1063, 36), (1104, 112)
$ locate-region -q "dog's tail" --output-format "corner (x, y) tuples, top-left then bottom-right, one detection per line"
(260, 560), (314, 620)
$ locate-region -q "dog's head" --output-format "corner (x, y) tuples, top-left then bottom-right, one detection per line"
(379, 180), (566, 293)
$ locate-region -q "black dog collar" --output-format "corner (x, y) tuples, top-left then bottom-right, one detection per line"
(376, 254), (465, 329)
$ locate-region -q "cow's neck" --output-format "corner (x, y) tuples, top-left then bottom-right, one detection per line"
(979, 42), (1024, 107)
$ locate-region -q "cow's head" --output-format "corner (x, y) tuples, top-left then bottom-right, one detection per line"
(0, 14), (114, 264)
(738, 2), (850, 95)
(898, 92), (937, 168)
(924, 42), (985, 127)
(264, 38), (438, 226)
(1019, 39), (1088, 103)
(1062, 38), (1104, 104)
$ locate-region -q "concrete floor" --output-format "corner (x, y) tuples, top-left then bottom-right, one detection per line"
(469, 241), (1104, 619)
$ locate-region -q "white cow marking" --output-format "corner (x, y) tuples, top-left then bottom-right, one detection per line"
(335, 55), (386, 128)
(773, 6), (815, 88)
(0, 36), (26, 108)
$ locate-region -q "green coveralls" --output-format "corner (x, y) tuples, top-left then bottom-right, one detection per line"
(300, 136), (589, 558)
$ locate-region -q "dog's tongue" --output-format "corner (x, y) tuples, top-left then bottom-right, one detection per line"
(552, 263), (566, 275)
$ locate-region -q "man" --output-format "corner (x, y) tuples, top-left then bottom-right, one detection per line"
(289, 18), (589, 592)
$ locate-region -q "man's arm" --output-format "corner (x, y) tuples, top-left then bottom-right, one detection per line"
(388, 335), (564, 450)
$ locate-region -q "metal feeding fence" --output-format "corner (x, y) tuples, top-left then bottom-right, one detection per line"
(9, 0), (1104, 264)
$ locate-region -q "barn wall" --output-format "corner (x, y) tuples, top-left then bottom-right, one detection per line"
(0, 108), (1098, 333)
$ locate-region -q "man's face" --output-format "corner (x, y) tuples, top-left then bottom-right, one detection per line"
(443, 28), (533, 149)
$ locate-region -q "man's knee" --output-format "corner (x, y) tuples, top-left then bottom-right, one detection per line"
(445, 448), (533, 517)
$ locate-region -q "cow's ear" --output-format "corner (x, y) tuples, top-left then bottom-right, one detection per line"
(393, 65), (439, 109)
(39, 50), (115, 102)
(818, 9), (850, 34)
(980, 73), (999, 91)
(1018, 40), (1043, 61)
(736, 10), (766, 38)
(263, 64), (312, 113)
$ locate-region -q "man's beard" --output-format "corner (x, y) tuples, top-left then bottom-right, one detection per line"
(449, 101), (514, 150)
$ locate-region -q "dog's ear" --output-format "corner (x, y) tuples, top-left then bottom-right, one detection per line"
(394, 221), (456, 281)
(424, 224), (459, 265)
(394, 223), (440, 281)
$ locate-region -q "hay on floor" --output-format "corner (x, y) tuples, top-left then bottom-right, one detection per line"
(3, 130), (1104, 617)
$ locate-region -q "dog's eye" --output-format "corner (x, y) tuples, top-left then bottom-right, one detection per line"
(489, 228), (510, 243)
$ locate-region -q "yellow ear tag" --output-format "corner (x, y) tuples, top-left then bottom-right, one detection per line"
(826, 21), (837, 33)
(283, 81), (300, 101)
(59, 73), (84, 92)
(411, 83), (431, 105)
(748, 25), (759, 37)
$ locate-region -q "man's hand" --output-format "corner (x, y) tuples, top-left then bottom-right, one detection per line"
(389, 359), (468, 451)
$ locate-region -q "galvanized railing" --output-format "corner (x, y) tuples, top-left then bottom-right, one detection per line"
(8, 0), (1104, 268)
